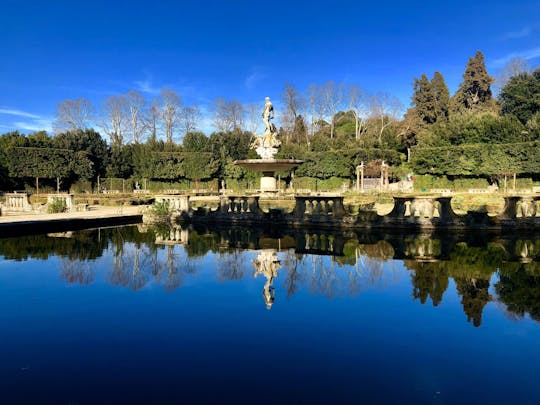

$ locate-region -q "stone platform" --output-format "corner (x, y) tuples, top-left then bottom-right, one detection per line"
(0, 206), (144, 237)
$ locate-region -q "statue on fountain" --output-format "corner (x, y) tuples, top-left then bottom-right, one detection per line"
(251, 97), (281, 159)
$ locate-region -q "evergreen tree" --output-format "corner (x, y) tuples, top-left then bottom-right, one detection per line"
(412, 74), (436, 124)
(499, 68), (540, 124)
(431, 72), (450, 121)
(451, 51), (496, 112)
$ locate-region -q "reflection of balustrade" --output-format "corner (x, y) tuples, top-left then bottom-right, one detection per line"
(295, 232), (345, 256)
(155, 226), (189, 245)
(155, 195), (190, 212)
(499, 196), (540, 220)
(294, 196), (347, 218)
(219, 196), (261, 214)
(4, 193), (32, 212)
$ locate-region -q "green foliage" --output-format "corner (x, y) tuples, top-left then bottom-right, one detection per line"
(451, 51), (496, 113)
(47, 197), (67, 213)
(411, 141), (540, 176)
(150, 200), (172, 217)
(53, 129), (108, 181)
(183, 131), (210, 152)
(431, 72), (450, 122)
(182, 152), (218, 182)
(8, 147), (72, 180)
(499, 69), (540, 124)
(413, 74), (436, 124)
(418, 112), (529, 147)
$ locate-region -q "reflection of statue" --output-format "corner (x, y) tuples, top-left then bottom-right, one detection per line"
(253, 250), (281, 309)
(251, 97), (281, 159)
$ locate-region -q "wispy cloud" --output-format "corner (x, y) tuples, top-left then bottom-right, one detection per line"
(502, 26), (533, 40)
(245, 68), (268, 90)
(0, 107), (53, 132)
(493, 46), (540, 66)
(12, 118), (53, 133)
(0, 107), (41, 119)
(134, 78), (161, 95)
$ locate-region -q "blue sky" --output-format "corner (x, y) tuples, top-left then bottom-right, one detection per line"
(1, 0), (539, 134)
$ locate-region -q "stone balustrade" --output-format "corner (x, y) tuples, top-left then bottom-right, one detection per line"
(175, 193), (539, 230)
(293, 196), (347, 218)
(155, 195), (190, 212)
(499, 196), (539, 219)
(219, 196), (261, 214)
(4, 192), (32, 212)
(47, 194), (74, 211)
(387, 196), (458, 223)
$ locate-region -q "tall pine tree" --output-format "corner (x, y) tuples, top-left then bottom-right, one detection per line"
(431, 72), (450, 121)
(451, 51), (496, 113)
(412, 74), (436, 124)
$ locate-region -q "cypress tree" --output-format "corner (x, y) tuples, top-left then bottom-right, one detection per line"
(431, 72), (450, 121)
(412, 74), (436, 124)
(452, 51), (496, 112)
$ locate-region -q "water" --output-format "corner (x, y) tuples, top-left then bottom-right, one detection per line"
(0, 224), (539, 403)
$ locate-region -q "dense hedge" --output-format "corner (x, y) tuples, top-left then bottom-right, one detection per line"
(411, 141), (540, 176)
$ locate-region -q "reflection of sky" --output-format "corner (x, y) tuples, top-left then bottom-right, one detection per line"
(1, 243), (540, 403)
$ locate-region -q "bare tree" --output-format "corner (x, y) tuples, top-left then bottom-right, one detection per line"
(53, 98), (94, 134)
(348, 84), (370, 140)
(145, 98), (161, 143)
(307, 84), (318, 136)
(247, 103), (260, 134)
(126, 90), (147, 144)
(100, 95), (129, 145)
(320, 81), (344, 139)
(180, 105), (201, 135)
(213, 98), (245, 132)
(160, 88), (182, 143)
(369, 92), (404, 145)
(497, 57), (531, 86)
(281, 83), (305, 144)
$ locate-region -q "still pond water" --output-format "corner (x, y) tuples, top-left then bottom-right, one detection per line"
(0, 224), (539, 403)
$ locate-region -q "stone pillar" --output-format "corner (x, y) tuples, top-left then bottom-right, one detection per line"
(331, 197), (347, 218)
(294, 197), (307, 217)
(499, 196), (521, 220)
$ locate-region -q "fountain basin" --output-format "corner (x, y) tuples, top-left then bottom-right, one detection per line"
(234, 159), (304, 193)
(234, 159), (303, 173)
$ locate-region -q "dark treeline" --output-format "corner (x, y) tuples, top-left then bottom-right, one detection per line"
(1, 51), (539, 192)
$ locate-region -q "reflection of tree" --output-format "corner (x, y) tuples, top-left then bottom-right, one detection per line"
(455, 277), (491, 327)
(60, 258), (95, 285)
(408, 262), (449, 307)
(218, 251), (245, 281)
(281, 251), (305, 297)
(496, 266), (540, 321)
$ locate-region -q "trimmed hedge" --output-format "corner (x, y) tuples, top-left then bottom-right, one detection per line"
(411, 141), (540, 176)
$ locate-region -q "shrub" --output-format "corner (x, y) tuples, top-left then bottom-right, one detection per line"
(47, 198), (67, 213)
(150, 200), (172, 217)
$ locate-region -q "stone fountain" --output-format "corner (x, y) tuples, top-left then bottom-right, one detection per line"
(234, 97), (303, 193)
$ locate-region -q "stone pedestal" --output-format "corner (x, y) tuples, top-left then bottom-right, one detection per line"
(260, 175), (277, 192)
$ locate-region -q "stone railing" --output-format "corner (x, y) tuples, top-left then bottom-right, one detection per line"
(4, 192), (32, 212)
(293, 196), (347, 218)
(386, 196), (460, 223)
(499, 196), (539, 219)
(47, 194), (74, 211)
(155, 195), (190, 212)
(219, 196), (261, 214)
